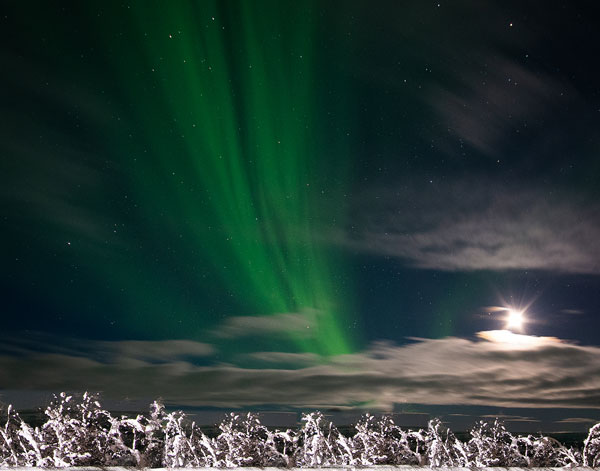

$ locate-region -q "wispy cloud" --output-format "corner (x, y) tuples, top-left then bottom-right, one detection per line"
(239, 351), (322, 369)
(555, 417), (598, 424)
(99, 339), (215, 363)
(428, 55), (573, 159)
(210, 311), (320, 339)
(476, 330), (562, 346)
(0, 334), (215, 364)
(480, 414), (540, 423)
(562, 309), (585, 315)
(2, 332), (600, 411)
(341, 179), (600, 273)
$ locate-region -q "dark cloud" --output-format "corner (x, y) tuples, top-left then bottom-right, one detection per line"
(0, 334), (214, 365)
(2, 332), (600, 411)
(342, 179), (600, 273)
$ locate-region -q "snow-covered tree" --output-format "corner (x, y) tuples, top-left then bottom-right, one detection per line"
(518, 434), (580, 467)
(215, 412), (290, 467)
(112, 400), (165, 467)
(294, 412), (354, 466)
(39, 392), (121, 467)
(162, 409), (219, 467)
(2, 392), (600, 468)
(351, 414), (419, 465)
(423, 418), (469, 466)
(467, 418), (527, 466)
(584, 422), (600, 467)
(0, 405), (45, 467)
(266, 428), (297, 467)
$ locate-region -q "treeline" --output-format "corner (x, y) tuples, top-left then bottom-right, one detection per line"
(1, 392), (599, 467)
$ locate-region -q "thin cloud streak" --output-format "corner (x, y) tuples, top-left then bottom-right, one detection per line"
(427, 55), (574, 159)
(210, 311), (320, 339)
(342, 180), (600, 273)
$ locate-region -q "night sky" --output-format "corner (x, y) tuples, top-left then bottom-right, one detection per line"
(2, 1), (600, 432)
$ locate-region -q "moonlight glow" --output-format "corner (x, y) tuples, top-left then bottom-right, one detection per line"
(506, 309), (524, 331)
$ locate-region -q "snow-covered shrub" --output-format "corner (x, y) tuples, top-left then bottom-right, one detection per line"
(162, 409), (191, 467)
(423, 418), (469, 466)
(162, 409), (219, 467)
(0, 405), (45, 467)
(215, 412), (289, 467)
(266, 428), (297, 467)
(518, 434), (580, 467)
(351, 413), (419, 465)
(3, 391), (600, 468)
(39, 392), (89, 466)
(351, 414), (391, 465)
(294, 412), (353, 466)
(36, 391), (150, 467)
(113, 400), (165, 467)
(467, 418), (527, 466)
(584, 422), (600, 467)
(102, 414), (139, 466)
(39, 392), (121, 467)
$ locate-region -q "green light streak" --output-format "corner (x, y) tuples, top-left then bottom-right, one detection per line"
(92, 1), (357, 356)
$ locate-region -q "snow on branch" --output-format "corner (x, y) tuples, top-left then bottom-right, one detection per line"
(0, 392), (596, 467)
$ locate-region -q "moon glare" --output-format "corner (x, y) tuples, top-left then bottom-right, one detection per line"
(506, 309), (524, 331)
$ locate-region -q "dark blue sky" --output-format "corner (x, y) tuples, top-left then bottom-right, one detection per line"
(1, 0), (600, 431)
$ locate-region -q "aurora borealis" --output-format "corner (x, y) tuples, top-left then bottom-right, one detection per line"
(102, 0), (359, 356)
(3, 1), (600, 431)
(5, 1), (359, 356)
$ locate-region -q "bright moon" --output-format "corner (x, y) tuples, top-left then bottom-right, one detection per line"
(506, 309), (524, 330)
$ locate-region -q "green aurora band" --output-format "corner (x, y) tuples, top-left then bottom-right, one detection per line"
(77, 1), (359, 356)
